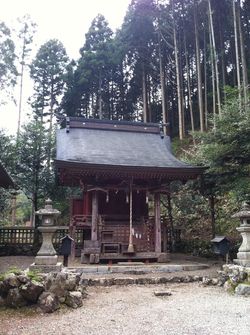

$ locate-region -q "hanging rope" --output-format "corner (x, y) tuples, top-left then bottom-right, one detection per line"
(128, 178), (134, 253)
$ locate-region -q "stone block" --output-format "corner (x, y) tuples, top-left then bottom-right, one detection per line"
(89, 254), (100, 264)
(19, 281), (44, 303)
(29, 262), (62, 273)
(154, 290), (172, 297)
(38, 292), (60, 313)
(34, 255), (58, 266)
(235, 283), (250, 296)
(65, 291), (83, 308)
(157, 253), (170, 263)
(81, 254), (90, 264)
(6, 288), (27, 308)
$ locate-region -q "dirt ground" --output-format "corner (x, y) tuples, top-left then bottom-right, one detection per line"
(1, 255), (249, 334)
(1, 283), (250, 335)
(0, 256), (35, 274)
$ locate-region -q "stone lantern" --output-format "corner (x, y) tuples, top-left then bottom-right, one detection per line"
(30, 199), (62, 272)
(233, 201), (250, 266)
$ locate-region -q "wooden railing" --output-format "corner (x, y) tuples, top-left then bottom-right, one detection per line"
(97, 215), (181, 252)
(0, 226), (84, 248)
(71, 215), (92, 227)
(0, 227), (35, 245)
(0, 220), (181, 254)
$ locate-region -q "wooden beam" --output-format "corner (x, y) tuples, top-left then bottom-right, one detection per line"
(91, 191), (98, 241)
(154, 193), (161, 253)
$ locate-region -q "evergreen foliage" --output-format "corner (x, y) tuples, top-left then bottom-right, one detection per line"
(193, 93), (250, 202)
(0, 22), (17, 103)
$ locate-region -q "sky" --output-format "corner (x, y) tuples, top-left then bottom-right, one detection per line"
(0, 0), (131, 134)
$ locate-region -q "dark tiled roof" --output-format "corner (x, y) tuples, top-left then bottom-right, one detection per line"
(56, 119), (198, 171)
(0, 162), (14, 188)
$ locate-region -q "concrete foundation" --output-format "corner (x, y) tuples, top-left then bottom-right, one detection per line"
(29, 262), (63, 273)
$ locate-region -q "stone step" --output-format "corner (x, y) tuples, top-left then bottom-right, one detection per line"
(80, 274), (203, 286)
(63, 263), (209, 275)
(117, 262), (144, 266)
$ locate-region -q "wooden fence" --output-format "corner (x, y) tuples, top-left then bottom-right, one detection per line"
(0, 226), (86, 256)
(0, 225), (181, 255)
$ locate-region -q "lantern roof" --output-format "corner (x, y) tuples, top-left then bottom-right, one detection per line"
(232, 201), (250, 219)
(35, 199), (61, 216)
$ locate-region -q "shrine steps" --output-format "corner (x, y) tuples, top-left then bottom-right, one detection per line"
(64, 262), (209, 275)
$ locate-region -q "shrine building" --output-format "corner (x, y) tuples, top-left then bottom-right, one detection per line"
(55, 117), (204, 263)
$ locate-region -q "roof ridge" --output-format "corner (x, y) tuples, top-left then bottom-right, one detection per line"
(66, 117), (163, 135)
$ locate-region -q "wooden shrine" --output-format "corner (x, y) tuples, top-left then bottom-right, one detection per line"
(55, 118), (204, 263)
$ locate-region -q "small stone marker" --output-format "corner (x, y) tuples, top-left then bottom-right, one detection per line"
(154, 290), (172, 297)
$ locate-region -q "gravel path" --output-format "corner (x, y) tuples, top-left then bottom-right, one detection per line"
(1, 283), (250, 335)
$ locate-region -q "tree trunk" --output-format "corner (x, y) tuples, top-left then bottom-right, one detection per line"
(172, 0), (184, 139)
(17, 60), (24, 141)
(208, 14), (216, 124)
(219, 25), (226, 100)
(98, 71), (103, 119)
(147, 75), (152, 122)
(233, 0), (242, 107)
(47, 83), (54, 171)
(142, 62), (148, 122)
(208, 0), (221, 116)
(179, 36), (185, 136)
(194, 0), (204, 131)
(203, 29), (208, 130)
(110, 77), (114, 119)
(237, 0), (249, 108)
(159, 33), (168, 134)
(184, 38), (195, 134)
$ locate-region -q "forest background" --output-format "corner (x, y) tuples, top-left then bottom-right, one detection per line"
(0, 0), (249, 250)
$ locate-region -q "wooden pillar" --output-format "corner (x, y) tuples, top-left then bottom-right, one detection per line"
(162, 220), (167, 252)
(69, 198), (75, 261)
(127, 180), (134, 253)
(154, 193), (161, 253)
(91, 191), (98, 241)
(11, 193), (17, 225)
(69, 224), (76, 261)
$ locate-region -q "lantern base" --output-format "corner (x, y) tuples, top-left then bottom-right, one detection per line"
(235, 226), (250, 266)
(234, 258), (250, 267)
(34, 255), (58, 265)
(29, 262), (62, 273)
(234, 250), (250, 266)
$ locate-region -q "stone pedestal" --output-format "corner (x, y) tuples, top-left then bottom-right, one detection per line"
(31, 226), (62, 273)
(30, 199), (63, 273)
(35, 226), (58, 265)
(234, 226), (250, 266)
